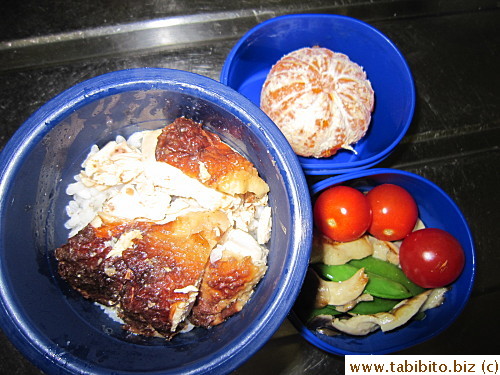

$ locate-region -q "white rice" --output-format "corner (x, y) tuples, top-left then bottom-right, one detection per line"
(65, 132), (150, 236)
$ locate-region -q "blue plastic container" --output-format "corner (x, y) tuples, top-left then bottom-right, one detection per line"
(288, 168), (475, 354)
(0, 68), (313, 374)
(221, 14), (416, 175)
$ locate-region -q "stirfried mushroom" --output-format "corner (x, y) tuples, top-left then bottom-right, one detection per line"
(330, 290), (433, 335)
(369, 236), (401, 266)
(331, 315), (380, 336)
(310, 233), (373, 265)
(370, 219), (426, 265)
(420, 287), (448, 312)
(307, 268), (368, 308)
(335, 293), (374, 313)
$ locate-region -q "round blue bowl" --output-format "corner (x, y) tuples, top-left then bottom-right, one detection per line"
(220, 14), (416, 175)
(289, 168), (475, 354)
(0, 68), (313, 374)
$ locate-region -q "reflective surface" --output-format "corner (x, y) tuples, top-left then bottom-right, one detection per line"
(0, 1), (498, 374)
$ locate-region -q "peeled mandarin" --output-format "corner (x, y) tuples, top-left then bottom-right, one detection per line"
(260, 46), (375, 158)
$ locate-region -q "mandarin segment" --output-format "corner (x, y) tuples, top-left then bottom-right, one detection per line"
(260, 46), (374, 158)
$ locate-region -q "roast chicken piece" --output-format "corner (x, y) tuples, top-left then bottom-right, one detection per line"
(191, 229), (267, 326)
(155, 117), (269, 198)
(56, 211), (230, 338)
(56, 117), (271, 339)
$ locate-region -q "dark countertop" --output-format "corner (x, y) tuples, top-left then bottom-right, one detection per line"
(0, 1), (499, 374)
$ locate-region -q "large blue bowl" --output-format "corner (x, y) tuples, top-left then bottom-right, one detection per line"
(0, 68), (313, 374)
(220, 14), (416, 175)
(289, 168), (475, 354)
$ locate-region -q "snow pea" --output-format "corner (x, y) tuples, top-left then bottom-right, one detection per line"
(349, 297), (400, 315)
(308, 305), (343, 318)
(348, 256), (426, 296)
(314, 263), (413, 300)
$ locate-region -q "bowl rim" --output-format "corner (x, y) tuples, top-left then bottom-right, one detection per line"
(220, 13), (416, 175)
(289, 167), (475, 355)
(0, 67), (313, 374)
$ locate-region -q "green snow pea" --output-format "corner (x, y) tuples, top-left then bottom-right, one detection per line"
(313, 263), (413, 300)
(348, 256), (426, 296)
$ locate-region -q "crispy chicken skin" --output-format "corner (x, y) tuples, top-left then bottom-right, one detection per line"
(155, 117), (269, 197)
(191, 252), (266, 327)
(56, 211), (230, 338)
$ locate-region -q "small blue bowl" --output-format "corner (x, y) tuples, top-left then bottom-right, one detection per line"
(288, 168), (475, 354)
(0, 68), (313, 374)
(220, 14), (416, 175)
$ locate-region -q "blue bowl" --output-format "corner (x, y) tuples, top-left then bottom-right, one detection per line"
(220, 14), (416, 175)
(0, 68), (313, 374)
(288, 168), (475, 354)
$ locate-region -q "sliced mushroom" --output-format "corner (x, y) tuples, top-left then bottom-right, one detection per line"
(330, 290), (432, 335)
(369, 236), (400, 265)
(335, 293), (374, 313)
(370, 218), (426, 266)
(377, 290), (432, 331)
(414, 218), (426, 231)
(331, 315), (381, 336)
(420, 287), (448, 312)
(310, 268), (368, 308)
(310, 233), (373, 265)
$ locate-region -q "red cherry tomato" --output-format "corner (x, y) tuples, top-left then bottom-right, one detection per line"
(313, 185), (372, 243)
(366, 184), (418, 241)
(399, 228), (465, 288)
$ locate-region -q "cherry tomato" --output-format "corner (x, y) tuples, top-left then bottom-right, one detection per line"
(399, 228), (465, 288)
(313, 185), (372, 243)
(366, 184), (418, 241)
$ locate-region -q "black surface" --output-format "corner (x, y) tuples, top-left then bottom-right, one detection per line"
(0, 1), (499, 374)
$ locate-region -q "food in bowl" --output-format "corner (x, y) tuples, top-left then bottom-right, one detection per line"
(221, 15), (416, 175)
(301, 230), (449, 336)
(288, 169), (473, 354)
(55, 117), (272, 339)
(0, 68), (313, 374)
(297, 183), (465, 336)
(260, 46), (374, 158)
